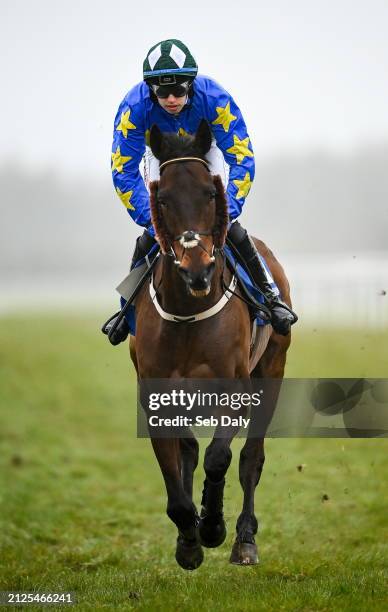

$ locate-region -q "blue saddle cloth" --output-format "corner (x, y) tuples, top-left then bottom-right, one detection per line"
(121, 246), (279, 335)
(223, 245), (279, 327)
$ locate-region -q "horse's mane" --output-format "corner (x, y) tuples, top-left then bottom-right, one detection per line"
(149, 132), (228, 253)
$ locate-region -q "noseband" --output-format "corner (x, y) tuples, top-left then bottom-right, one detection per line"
(158, 156), (216, 266)
(171, 229), (215, 266)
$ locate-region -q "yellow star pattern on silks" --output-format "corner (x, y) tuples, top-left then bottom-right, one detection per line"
(111, 146), (131, 173)
(212, 101), (237, 133)
(178, 127), (189, 137)
(226, 135), (254, 164)
(116, 110), (136, 138)
(233, 171), (252, 200)
(145, 129), (150, 146)
(116, 187), (135, 210)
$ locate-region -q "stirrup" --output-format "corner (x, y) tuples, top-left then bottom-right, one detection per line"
(270, 301), (298, 336)
(101, 311), (120, 335)
(101, 312), (129, 345)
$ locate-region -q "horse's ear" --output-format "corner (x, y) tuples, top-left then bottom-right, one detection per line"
(212, 175), (229, 248)
(149, 180), (172, 253)
(150, 124), (163, 160)
(194, 119), (212, 155)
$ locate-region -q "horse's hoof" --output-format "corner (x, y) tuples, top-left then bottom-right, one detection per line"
(175, 536), (204, 571)
(229, 540), (259, 565)
(199, 515), (227, 548)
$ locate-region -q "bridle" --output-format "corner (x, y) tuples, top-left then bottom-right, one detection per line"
(169, 229), (216, 266)
(149, 155), (256, 323)
(158, 156), (217, 266)
(159, 156), (210, 173)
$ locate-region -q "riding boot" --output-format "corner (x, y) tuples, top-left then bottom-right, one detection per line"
(102, 229), (157, 344)
(130, 229), (158, 271)
(227, 222), (298, 336)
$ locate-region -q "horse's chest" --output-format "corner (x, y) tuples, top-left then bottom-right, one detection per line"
(154, 328), (229, 376)
(135, 286), (251, 378)
(137, 319), (243, 377)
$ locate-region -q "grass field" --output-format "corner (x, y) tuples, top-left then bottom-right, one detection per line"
(0, 315), (387, 611)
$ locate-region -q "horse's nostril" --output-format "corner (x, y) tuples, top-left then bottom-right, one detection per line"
(178, 266), (193, 284)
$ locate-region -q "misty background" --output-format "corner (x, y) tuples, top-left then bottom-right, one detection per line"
(1, 0), (387, 326)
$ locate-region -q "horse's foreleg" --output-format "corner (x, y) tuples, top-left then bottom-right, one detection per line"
(150, 437), (203, 570)
(199, 436), (234, 548)
(180, 433), (199, 499)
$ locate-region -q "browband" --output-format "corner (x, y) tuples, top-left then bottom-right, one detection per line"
(159, 157), (210, 173)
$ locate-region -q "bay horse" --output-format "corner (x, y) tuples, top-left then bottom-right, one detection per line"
(129, 120), (292, 570)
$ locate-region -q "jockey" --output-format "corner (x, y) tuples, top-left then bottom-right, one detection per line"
(107, 39), (297, 343)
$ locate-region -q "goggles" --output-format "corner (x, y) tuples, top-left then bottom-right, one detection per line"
(150, 81), (191, 99)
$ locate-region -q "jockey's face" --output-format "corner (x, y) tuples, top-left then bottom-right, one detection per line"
(157, 93), (187, 115)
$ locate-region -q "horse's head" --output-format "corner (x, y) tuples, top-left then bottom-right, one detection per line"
(149, 120), (228, 297)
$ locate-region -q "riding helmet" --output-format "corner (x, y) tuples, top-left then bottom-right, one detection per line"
(143, 39), (198, 86)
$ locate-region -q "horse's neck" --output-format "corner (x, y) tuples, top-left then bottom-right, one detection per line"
(154, 254), (226, 316)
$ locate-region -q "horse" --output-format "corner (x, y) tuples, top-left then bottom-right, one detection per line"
(129, 120), (292, 570)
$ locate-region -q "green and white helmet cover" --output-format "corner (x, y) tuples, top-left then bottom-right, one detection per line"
(143, 39), (198, 85)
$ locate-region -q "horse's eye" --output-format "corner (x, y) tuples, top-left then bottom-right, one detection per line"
(158, 198), (167, 207)
(209, 191), (216, 201)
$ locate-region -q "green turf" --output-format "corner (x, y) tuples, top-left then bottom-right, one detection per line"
(0, 315), (387, 611)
